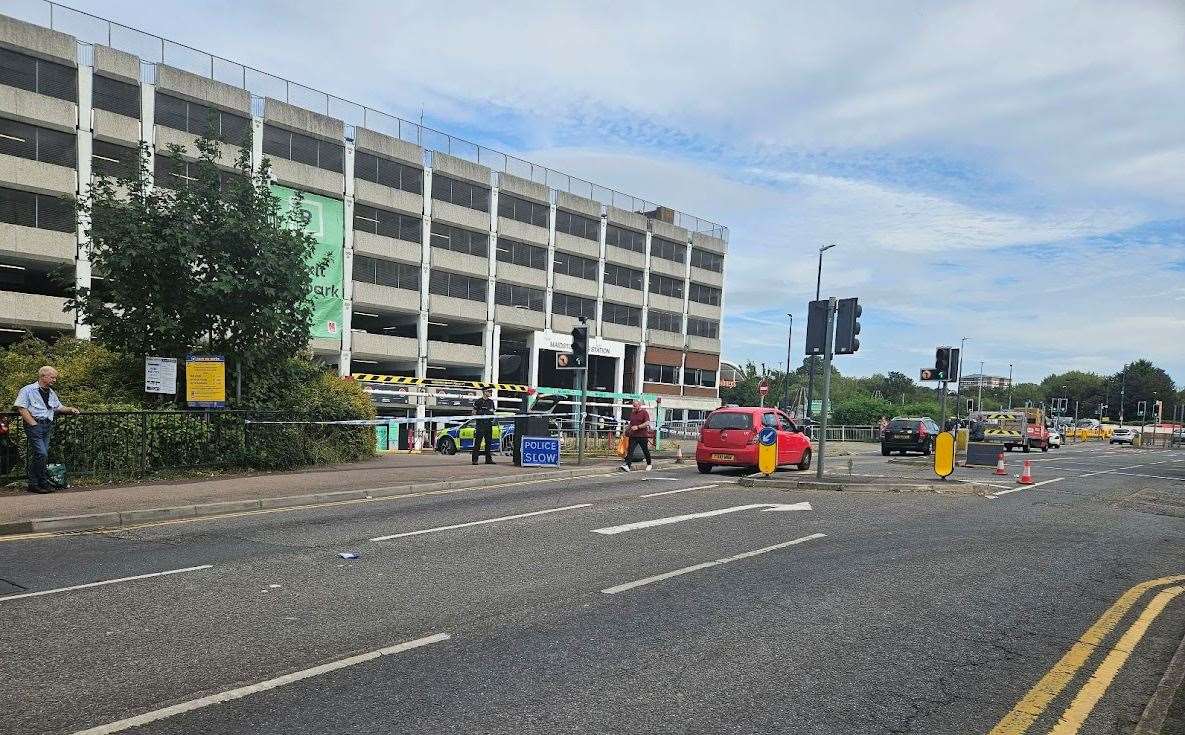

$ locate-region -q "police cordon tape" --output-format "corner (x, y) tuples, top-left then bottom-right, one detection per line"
(243, 411), (579, 427)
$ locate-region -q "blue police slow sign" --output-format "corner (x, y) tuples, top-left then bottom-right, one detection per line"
(520, 436), (561, 467)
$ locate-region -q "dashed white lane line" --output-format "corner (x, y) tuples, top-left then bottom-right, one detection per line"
(0, 565), (213, 603)
(369, 504), (592, 541)
(601, 533), (826, 594)
(988, 477), (1066, 498)
(1110, 471), (1185, 481)
(69, 633), (450, 734)
(1080, 464), (1146, 478)
(639, 483), (718, 498)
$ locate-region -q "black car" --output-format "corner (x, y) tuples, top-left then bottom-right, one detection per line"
(880, 416), (941, 456)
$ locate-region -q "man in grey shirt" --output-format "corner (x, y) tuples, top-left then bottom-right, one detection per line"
(13, 366), (80, 493)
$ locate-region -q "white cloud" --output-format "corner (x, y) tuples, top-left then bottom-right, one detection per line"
(31, 0), (1185, 383)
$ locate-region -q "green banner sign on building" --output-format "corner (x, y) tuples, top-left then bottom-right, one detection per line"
(272, 185), (344, 340)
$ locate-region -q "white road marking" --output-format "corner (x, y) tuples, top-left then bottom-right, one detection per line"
(591, 502), (812, 535)
(640, 476), (680, 481)
(601, 534), (826, 594)
(69, 633), (450, 734)
(1080, 463), (1146, 478)
(370, 504), (591, 541)
(1110, 471), (1184, 481)
(988, 477), (1066, 498)
(640, 483), (718, 498)
(0, 565), (213, 603)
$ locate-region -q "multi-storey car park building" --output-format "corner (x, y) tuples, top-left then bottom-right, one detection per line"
(0, 9), (728, 433)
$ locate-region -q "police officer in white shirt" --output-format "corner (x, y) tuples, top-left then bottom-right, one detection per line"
(13, 366), (80, 493)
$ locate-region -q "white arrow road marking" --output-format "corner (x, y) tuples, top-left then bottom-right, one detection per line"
(590, 503), (812, 535)
(601, 533), (827, 594)
(371, 504), (591, 541)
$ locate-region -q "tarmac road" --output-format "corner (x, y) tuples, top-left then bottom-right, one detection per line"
(1, 442), (1182, 734)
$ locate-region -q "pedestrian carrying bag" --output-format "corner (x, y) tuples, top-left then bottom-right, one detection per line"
(615, 434), (628, 458)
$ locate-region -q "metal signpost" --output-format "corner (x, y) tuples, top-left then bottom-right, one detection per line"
(816, 298), (836, 480)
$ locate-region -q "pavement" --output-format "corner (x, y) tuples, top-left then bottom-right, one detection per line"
(1, 441), (1183, 734)
(0, 451), (643, 527)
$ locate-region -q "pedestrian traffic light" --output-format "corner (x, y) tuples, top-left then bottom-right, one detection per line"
(834, 297), (861, 354)
(966, 398), (975, 411)
(571, 322), (588, 368)
(804, 299), (830, 355)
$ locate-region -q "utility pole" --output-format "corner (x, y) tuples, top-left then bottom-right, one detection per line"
(816, 297), (836, 480)
(977, 359), (984, 413)
(1119, 363), (1127, 424)
(1007, 363), (1013, 409)
(955, 337), (968, 424)
(805, 244), (837, 420)
(783, 313), (793, 413)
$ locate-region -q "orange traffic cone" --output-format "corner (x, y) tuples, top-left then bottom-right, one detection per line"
(1018, 459), (1035, 485)
(995, 453), (1007, 476)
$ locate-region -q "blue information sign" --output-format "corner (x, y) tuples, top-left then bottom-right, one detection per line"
(520, 436), (561, 467)
(758, 426), (778, 446)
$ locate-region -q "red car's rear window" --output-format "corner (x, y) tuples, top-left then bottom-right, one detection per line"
(705, 412), (753, 430)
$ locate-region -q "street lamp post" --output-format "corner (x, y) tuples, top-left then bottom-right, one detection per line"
(1120, 363), (1127, 424)
(977, 360), (984, 412)
(805, 244), (837, 421)
(783, 313), (793, 415)
(1007, 363), (1013, 409)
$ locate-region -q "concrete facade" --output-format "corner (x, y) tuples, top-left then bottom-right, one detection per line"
(0, 10), (728, 417)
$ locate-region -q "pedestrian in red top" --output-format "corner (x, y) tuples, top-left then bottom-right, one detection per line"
(620, 399), (654, 472)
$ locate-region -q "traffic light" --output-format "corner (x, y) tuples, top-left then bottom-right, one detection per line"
(935, 347), (951, 380)
(947, 348), (960, 381)
(571, 322), (588, 368)
(834, 297), (862, 354)
(804, 299), (830, 355)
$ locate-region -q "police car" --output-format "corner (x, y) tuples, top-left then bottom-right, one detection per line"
(434, 418), (516, 455)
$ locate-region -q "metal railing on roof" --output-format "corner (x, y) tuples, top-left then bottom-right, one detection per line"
(18, 0), (728, 240)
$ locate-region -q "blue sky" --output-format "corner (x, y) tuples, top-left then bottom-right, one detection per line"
(23, 0), (1185, 385)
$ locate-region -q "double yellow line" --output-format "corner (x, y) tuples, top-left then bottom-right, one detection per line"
(990, 574), (1185, 734)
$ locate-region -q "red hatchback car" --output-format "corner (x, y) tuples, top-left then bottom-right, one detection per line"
(695, 407), (813, 474)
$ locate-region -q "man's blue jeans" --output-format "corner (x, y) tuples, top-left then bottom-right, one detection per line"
(24, 421), (53, 489)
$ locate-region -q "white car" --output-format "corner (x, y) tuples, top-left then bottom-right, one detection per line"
(1110, 427), (1137, 445)
(1047, 429), (1062, 448)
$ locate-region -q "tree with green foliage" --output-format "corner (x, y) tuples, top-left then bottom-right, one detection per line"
(1107, 359), (1177, 422)
(67, 130), (321, 394)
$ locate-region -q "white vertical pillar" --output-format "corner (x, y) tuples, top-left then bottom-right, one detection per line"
(483, 185), (497, 381)
(141, 80), (156, 186)
(613, 352), (625, 395)
(544, 197), (557, 331)
(679, 236), (692, 387)
(528, 332), (540, 388)
(339, 142), (355, 376)
(638, 229), (653, 394)
(491, 323), (502, 384)
(714, 244), (728, 401)
(418, 164), (432, 382)
(595, 210), (607, 337)
(249, 115), (263, 173)
(73, 65), (93, 340)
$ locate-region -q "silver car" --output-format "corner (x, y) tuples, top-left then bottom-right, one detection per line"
(1110, 427), (1136, 445)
